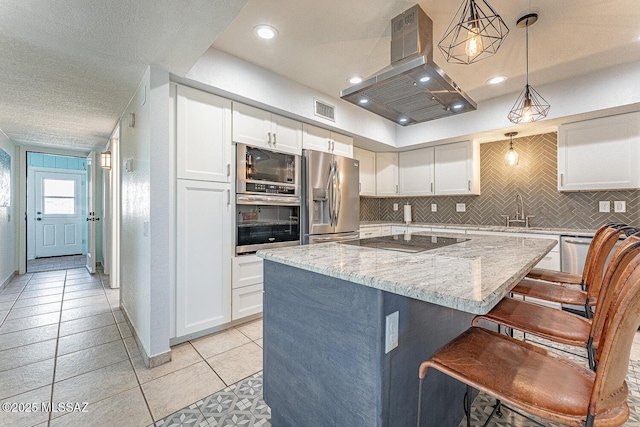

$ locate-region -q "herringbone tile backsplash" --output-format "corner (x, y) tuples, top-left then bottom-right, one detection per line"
(360, 132), (639, 229)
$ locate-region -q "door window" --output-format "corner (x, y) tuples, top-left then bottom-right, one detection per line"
(43, 179), (76, 215)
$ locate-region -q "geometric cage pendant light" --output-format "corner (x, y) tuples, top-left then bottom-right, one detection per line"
(508, 13), (550, 124)
(438, 0), (509, 65)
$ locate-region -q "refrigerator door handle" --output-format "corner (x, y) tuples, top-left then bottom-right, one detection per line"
(327, 163), (335, 226)
(335, 160), (342, 227)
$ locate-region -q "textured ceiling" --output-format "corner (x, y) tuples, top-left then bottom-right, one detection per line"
(0, 0), (248, 151)
(213, 0), (640, 106)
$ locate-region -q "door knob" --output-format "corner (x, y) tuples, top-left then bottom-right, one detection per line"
(36, 218), (41, 221)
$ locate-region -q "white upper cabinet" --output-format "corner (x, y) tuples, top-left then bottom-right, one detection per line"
(176, 85), (232, 182)
(399, 148), (435, 196)
(302, 123), (353, 158)
(353, 147), (376, 196)
(232, 102), (302, 155)
(434, 141), (480, 195)
(376, 153), (399, 196)
(558, 112), (640, 191)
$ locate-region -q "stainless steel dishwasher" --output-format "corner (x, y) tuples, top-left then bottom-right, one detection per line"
(560, 235), (592, 314)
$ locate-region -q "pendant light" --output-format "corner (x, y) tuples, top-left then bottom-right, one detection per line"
(438, 0), (509, 65)
(508, 14), (550, 124)
(504, 132), (519, 166)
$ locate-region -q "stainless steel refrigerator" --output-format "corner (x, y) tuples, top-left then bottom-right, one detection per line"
(302, 149), (360, 244)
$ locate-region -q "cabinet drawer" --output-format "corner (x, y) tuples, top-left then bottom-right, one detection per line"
(379, 226), (392, 236)
(359, 227), (382, 238)
(232, 255), (263, 290)
(232, 284), (264, 320)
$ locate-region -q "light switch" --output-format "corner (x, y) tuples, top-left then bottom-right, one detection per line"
(599, 201), (610, 213)
(456, 203), (466, 212)
(393, 203), (398, 211)
(614, 201), (626, 213)
(385, 311), (399, 354)
(431, 204), (437, 212)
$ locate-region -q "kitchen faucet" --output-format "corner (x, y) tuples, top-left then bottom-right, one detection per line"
(501, 193), (535, 227)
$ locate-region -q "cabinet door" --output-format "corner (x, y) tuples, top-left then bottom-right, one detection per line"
(434, 141), (480, 195)
(353, 147), (376, 196)
(232, 102), (271, 148)
(399, 148), (435, 196)
(176, 86), (232, 182)
(558, 112), (640, 191)
(302, 123), (332, 153)
(376, 153), (399, 196)
(331, 132), (353, 158)
(272, 114), (303, 155)
(176, 180), (232, 336)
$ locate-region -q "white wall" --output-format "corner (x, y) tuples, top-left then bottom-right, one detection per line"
(0, 131), (16, 285)
(185, 48), (398, 148)
(119, 66), (170, 360)
(396, 62), (640, 148)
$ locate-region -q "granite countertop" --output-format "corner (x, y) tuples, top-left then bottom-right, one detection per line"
(359, 221), (597, 237)
(257, 232), (557, 315)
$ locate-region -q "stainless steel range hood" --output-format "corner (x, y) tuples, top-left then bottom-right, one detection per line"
(340, 5), (477, 126)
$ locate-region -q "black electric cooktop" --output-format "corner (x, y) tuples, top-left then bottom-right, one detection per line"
(340, 234), (469, 253)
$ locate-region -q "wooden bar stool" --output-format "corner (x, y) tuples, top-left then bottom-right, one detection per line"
(417, 248), (640, 427)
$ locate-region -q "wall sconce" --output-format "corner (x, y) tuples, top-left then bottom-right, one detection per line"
(504, 132), (519, 167)
(100, 151), (112, 170)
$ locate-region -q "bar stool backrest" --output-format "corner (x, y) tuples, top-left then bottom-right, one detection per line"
(585, 227), (626, 299)
(589, 249), (640, 418)
(590, 237), (640, 353)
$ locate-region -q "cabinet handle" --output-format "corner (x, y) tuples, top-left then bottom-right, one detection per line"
(396, 184), (398, 194)
(359, 182), (361, 192)
(227, 164), (230, 177)
(227, 189), (230, 205)
(332, 140), (335, 151)
(328, 140), (332, 151)
(431, 182), (433, 193)
(273, 133), (277, 146)
(560, 173), (564, 186)
(468, 180), (471, 191)
(268, 132), (272, 145)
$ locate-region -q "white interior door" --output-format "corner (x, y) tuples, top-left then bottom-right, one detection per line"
(85, 152), (97, 273)
(34, 171), (84, 258)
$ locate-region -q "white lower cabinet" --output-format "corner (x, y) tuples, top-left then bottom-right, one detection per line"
(359, 227), (382, 239)
(176, 180), (232, 337)
(232, 255), (264, 320)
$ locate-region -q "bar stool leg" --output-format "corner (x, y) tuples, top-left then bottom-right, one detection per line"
(416, 378), (424, 427)
(464, 385), (472, 427)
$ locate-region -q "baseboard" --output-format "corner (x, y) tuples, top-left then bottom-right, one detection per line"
(120, 304), (172, 369)
(0, 271), (16, 292)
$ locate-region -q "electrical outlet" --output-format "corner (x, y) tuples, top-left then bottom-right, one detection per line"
(614, 201), (626, 213)
(599, 201), (610, 213)
(456, 203), (466, 212)
(385, 311), (399, 354)
(431, 203), (437, 212)
(393, 203), (398, 211)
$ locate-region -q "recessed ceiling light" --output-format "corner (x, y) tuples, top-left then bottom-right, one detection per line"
(253, 25), (279, 40)
(348, 76), (363, 84)
(487, 75), (507, 85)
(399, 118), (408, 123)
(419, 76), (431, 83)
(452, 103), (463, 110)
(359, 98), (369, 105)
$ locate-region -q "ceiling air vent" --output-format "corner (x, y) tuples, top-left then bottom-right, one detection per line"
(314, 99), (335, 121)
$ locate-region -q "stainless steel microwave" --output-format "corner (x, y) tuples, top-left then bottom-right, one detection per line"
(236, 144), (300, 196)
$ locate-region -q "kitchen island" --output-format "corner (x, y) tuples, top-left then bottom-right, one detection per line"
(257, 232), (557, 427)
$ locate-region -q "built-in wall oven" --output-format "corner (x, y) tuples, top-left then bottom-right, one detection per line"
(235, 144), (301, 254)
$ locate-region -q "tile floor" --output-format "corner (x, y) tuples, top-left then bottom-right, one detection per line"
(0, 268), (264, 427)
(2, 267), (640, 427)
(27, 255), (86, 273)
